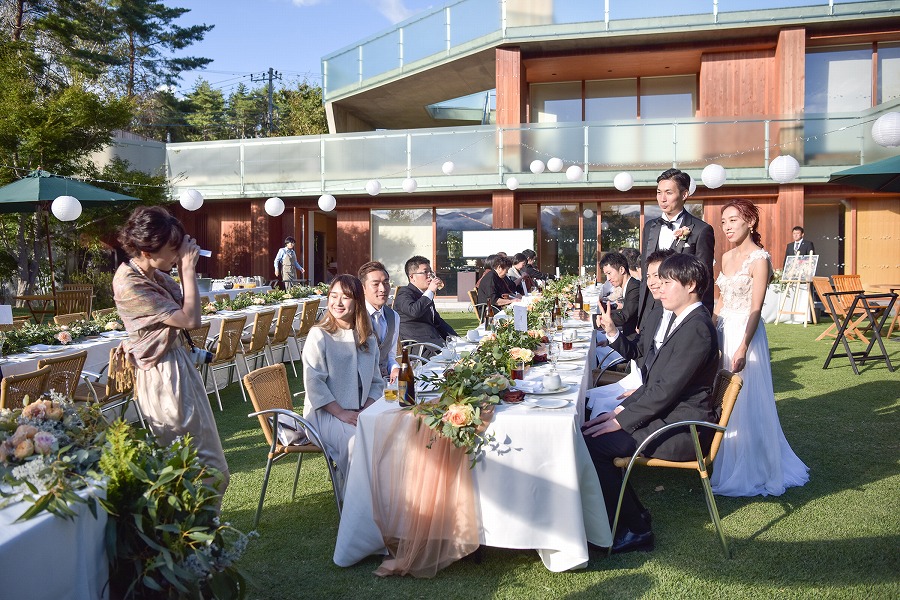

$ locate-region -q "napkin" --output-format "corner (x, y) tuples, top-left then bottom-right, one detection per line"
(514, 380), (544, 393)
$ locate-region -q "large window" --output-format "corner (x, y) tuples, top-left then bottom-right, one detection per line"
(878, 43), (900, 104)
(586, 79), (637, 121)
(371, 209), (433, 286)
(600, 204), (641, 256)
(806, 46), (873, 113)
(640, 75), (696, 119)
(539, 205), (580, 276)
(435, 207), (492, 297)
(531, 82), (582, 123)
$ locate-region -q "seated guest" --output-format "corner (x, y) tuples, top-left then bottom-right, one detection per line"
(302, 275), (384, 492)
(582, 254), (719, 553)
(358, 261), (400, 382)
(595, 252), (639, 337)
(477, 255), (515, 314)
(508, 253), (526, 280)
(394, 256), (458, 353)
(619, 247), (642, 280)
(521, 249), (547, 280)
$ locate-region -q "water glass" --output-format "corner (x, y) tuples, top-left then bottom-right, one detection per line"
(562, 329), (576, 351)
(383, 377), (399, 402)
(446, 336), (458, 360)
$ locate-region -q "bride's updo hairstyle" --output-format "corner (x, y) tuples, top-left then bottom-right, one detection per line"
(722, 198), (762, 247)
(118, 206), (186, 258)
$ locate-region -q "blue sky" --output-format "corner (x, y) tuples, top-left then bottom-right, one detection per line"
(174, 0), (438, 95)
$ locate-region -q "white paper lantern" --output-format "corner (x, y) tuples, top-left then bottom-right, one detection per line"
(547, 157), (564, 172)
(442, 161), (455, 175)
(264, 197), (285, 217)
(768, 155), (801, 184)
(365, 180), (381, 196)
(688, 175), (697, 196)
(317, 194), (336, 212)
(583, 209), (594, 219)
(701, 164), (727, 189)
(51, 195), (82, 221)
(402, 178), (418, 193)
(178, 189), (204, 211)
(506, 177), (519, 191)
(530, 159), (545, 174)
(566, 165), (584, 181)
(871, 112), (900, 147)
(613, 172), (634, 192)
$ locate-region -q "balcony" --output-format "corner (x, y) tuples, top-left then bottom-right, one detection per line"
(166, 102), (899, 200)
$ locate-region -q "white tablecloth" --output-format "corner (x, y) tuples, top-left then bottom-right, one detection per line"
(333, 319), (612, 572)
(0, 491), (108, 600)
(0, 334), (124, 378)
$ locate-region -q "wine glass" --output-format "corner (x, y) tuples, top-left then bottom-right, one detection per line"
(446, 336), (458, 360)
(548, 340), (561, 372)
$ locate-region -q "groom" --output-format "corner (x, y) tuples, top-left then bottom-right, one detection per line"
(637, 168), (715, 329)
(582, 254), (719, 553)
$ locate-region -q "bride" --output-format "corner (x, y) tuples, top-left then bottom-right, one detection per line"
(711, 199), (809, 497)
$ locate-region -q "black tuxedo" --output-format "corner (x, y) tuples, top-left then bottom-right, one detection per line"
(394, 283), (457, 351)
(584, 305), (719, 534)
(638, 212), (715, 326)
(609, 277), (640, 338)
(785, 239), (815, 257)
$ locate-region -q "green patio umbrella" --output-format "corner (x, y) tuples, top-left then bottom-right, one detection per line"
(828, 154), (900, 193)
(0, 170), (140, 293)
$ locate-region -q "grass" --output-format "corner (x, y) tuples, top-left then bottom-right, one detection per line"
(211, 313), (900, 599)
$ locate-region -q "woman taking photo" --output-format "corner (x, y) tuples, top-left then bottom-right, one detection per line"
(711, 198), (808, 497)
(113, 206), (229, 496)
(302, 274), (384, 493)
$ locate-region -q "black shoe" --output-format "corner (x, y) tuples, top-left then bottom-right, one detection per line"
(611, 529), (655, 554)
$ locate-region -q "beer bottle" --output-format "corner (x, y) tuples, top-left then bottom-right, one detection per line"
(398, 347), (416, 407)
(574, 284), (583, 307)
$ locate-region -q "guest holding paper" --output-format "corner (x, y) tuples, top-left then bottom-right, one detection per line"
(113, 206), (229, 498)
(302, 275), (384, 489)
(477, 255), (515, 313)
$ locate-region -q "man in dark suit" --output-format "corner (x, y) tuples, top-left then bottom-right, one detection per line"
(595, 252), (639, 338)
(786, 226), (815, 257)
(393, 255), (457, 353)
(583, 254), (719, 553)
(637, 169), (715, 329)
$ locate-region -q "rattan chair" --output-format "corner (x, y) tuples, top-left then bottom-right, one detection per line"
(54, 311), (88, 326)
(204, 316), (248, 410)
(54, 289), (92, 318)
(292, 299), (320, 354)
(91, 307), (116, 320)
(0, 365), (51, 409)
(238, 310), (276, 373)
(243, 363), (343, 528)
(0, 321), (28, 332)
(267, 303), (300, 377)
(185, 322), (212, 370)
(37, 349), (87, 397)
(73, 348), (141, 425)
(214, 293), (230, 303)
(390, 285), (401, 309)
(609, 369), (743, 558)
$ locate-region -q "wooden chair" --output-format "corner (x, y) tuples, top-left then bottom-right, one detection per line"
(238, 310), (276, 374)
(267, 303), (300, 377)
(831, 275), (889, 342)
(243, 363), (343, 528)
(37, 349), (87, 397)
(91, 307), (116, 320)
(0, 365), (51, 409)
(54, 289), (92, 318)
(812, 277), (842, 341)
(0, 321), (28, 332)
(12, 315), (32, 325)
(204, 316), (248, 411)
(214, 293), (230, 303)
(54, 312), (88, 326)
(62, 283), (93, 292)
(292, 299), (320, 354)
(185, 322), (212, 370)
(390, 285), (401, 309)
(73, 348), (141, 426)
(610, 370), (743, 558)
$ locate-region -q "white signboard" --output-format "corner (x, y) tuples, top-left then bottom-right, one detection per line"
(462, 229), (535, 258)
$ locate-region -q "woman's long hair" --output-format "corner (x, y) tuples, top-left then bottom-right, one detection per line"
(722, 198), (763, 247)
(316, 274), (373, 351)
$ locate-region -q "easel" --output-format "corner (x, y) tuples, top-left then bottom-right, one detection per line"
(775, 253), (818, 327)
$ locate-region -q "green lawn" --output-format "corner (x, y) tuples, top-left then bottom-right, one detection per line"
(212, 314), (900, 599)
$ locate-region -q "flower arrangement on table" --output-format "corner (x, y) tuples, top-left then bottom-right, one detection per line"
(283, 284), (324, 300)
(770, 269), (787, 293)
(2, 319), (105, 355)
(93, 308), (124, 331)
(0, 391), (108, 520)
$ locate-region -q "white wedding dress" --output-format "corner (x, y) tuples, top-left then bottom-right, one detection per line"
(711, 249), (809, 497)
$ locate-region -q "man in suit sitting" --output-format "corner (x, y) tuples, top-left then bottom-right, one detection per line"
(358, 261), (400, 382)
(637, 168), (715, 329)
(595, 251), (639, 338)
(582, 254), (719, 553)
(393, 256), (458, 354)
(786, 226), (815, 257)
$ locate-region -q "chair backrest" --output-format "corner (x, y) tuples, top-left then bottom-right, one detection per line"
(186, 322), (211, 351)
(812, 277), (837, 311)
(467, 288), (478, 309)
(831, 275), (865, 312)
(0, 365), (51, 409)
(705, 370), (744, 463)
(103, 348), (135, 400)
(295, 300), (320, 338)
(243, 363), (295, 448)
(63, 283), (93, 292)
(0, 321), (27, 332)
(391, 285), (402, 309)
(244, 310), (276, 354)
(37, 350), (87, 397)
(214, 293), (230, 303)
(271, 303), (299, 344)
(212, 316), (247, 362)
(91, 307), (116, 320)
(54, 312), (88, 326)
(200, 296), (212, 306)
(54, 290), (92, 317)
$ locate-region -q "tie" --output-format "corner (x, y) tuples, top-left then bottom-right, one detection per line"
(663, 312), (677, 340)
(794, 242), (800, 253)
(660, 218), (676, 230)
(372, 312), (385, 344)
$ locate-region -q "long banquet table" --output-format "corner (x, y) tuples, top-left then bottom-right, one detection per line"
(333, 319), (613, 572)
(0, 332), (126, 379)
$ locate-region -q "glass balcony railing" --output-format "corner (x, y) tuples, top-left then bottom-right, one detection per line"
(322, 0), (876, 99)
(166, 102), (899, 198)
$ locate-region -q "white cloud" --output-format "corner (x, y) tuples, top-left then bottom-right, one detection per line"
(373, 0), (416, 23)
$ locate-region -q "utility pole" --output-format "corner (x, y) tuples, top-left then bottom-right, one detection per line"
(251, 67), (282, 134)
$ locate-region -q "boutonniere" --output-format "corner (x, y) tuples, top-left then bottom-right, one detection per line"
(672, 225), (692, 242)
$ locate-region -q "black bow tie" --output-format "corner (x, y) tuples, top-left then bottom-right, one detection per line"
(660, 218), (676, 230)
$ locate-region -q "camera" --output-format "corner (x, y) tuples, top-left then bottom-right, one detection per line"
(191, 346), (214, 366)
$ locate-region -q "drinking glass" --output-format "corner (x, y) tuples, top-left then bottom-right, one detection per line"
(510, 359), (525, 381)
(446, 336), (458, 360)
(548, 341), (561, 371)
(555, 314), (563, 332)
(383, 377), (399, 401)
(562, 329), (576, 351)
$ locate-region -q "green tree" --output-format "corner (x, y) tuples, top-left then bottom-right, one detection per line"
(274, 80), (327, 136)
(226, 83), (266, 139)
(184, 79), (225, 141)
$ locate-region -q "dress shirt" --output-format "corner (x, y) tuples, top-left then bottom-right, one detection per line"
(657, 210), (685, 250)
(793, 241), (801, 253)
(366, 300), (400, 374)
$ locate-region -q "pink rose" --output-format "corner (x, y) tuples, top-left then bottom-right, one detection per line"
(14, 438), (34, 459)
(10, 424), (38, 446)
(32, 431), (57, 455)
(442, 403), (474, 427)
(22, 401), (48, 420)
(56, 331), (72, 344)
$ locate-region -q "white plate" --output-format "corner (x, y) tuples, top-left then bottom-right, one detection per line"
(521, 383), (572, 395)
(526, 397), (570, 409)
(27, 344), (66, 353)
(531, 362), (579, 372)
(557, 352), (586, 361)
(99, 331), (128, 338)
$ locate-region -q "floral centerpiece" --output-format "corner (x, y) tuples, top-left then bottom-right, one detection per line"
(93, 309), (124, 331)
(284, 284), (324, 299)
(0, 392), (107, 520)
(3, 320), (102, 355)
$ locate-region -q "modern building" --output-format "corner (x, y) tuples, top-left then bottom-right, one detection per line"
(166, 0), (900, 296)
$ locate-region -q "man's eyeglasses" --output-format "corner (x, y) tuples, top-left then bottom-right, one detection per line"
(412, 270), (434, 277)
